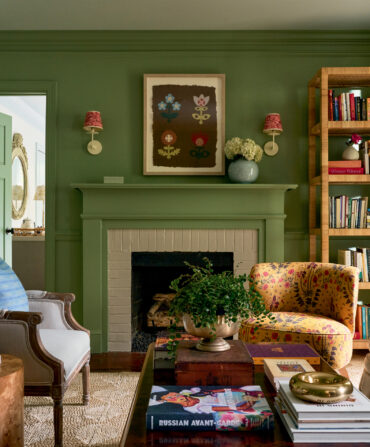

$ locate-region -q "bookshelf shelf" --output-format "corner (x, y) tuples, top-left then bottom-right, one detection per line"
(311, 175), (370, 185)
(310, 228), (370, 236)
(353, 339), (369, 349)
(358, 282), (370, 289)
(311, 121), (370, 136)
(308, 68), (370, 350)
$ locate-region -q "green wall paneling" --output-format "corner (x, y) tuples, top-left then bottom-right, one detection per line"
(0, 31), (369, 338)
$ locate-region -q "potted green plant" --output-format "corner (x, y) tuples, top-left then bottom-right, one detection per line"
(168, 258), (270, 352)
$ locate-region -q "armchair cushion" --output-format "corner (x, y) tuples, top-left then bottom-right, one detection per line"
(39, 329), (90, 381)
(0, 258), (28, 311)
(240, 312), (353, 369)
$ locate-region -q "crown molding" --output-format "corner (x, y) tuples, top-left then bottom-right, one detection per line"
(0, 30), (370, 54)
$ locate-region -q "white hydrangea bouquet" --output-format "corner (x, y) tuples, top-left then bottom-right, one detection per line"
(224, 137), (263, 163)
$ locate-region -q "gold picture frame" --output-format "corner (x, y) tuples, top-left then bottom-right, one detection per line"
(143, 74), (225, 176)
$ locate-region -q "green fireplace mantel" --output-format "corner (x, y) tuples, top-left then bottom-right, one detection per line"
(72, 183), (297, 352)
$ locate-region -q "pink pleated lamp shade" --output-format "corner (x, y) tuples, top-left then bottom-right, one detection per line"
(263, 113), (283, 135)
(83, 111), (103, 131)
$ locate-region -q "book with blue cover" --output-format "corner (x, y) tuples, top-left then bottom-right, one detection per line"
(146, 385), (273, 431)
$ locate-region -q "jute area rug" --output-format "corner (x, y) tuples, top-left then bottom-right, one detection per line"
(24, 371), (139, 447)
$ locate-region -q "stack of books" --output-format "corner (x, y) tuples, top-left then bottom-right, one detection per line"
(275, 382), (370, 442)
(329, 195), (369, 228)
(338, 247), (370, 282)
(354, 301), (370, 340)
(328, 160), (364, 175)
(146, 384), (274, 431)
(328, 90), (369, 121)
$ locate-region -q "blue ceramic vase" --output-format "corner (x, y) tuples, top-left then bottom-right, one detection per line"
(228, 159), (259, 183)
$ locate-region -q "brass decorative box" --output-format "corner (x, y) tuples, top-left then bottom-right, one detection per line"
(289, 372), (353, 404)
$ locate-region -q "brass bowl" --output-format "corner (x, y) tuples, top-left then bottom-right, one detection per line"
(289, 372), (353, 403)
(182, 314), (240, 352)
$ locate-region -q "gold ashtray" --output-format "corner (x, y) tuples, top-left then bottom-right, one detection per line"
(289, 372), (353, 404)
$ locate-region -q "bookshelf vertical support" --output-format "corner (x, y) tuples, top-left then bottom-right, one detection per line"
(320, 69), (330, 263)
(308, 83), (317, 261)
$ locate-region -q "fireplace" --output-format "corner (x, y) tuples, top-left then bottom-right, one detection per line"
(107, 228), (258, 351)
(130, 251), (233, 351)
(74, 183), (296, 352)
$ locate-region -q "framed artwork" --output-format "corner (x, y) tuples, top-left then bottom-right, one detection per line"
(143, 74), (225, 175)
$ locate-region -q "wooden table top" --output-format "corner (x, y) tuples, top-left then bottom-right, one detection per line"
(0, 354), (23, 378)
(120, 343), (368, 447)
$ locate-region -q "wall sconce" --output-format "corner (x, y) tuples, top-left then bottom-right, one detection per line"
(263, 113), (283, 156)
(83, 111), (103, 155)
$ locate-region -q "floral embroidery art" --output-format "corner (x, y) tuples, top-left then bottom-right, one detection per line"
(192, 94), (211, 125)
(158, 93), (181, 123)
(158, 130), (181, 159)
(144, 74), (225, 175)
(190, 133), (210, 159)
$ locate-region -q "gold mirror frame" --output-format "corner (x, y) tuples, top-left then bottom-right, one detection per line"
(12, 133), (29, 220)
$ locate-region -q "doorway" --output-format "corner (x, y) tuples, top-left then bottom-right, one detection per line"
(0, 95), (46, 289)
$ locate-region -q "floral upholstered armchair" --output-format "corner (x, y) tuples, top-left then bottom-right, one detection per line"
(239, 262), (359, 369)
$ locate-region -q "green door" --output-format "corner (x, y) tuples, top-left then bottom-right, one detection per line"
(0, 112), (12, 264)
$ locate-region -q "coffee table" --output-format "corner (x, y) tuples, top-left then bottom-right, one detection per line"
(120, 343), (367, 446)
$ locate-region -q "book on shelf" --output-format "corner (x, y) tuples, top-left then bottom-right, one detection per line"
(359, 140), (370, 174)
(328, 160), (362, 168)
(328, 90), (369, 121)
(328, 167), (364, 174)
(146, 385), (274, 431)
(244, 343), (320, 366)
(263, 358), (314, 390)
(338, 247), (370, 283)
(274, 401), (370, 443)
(329, 195), (368, 229)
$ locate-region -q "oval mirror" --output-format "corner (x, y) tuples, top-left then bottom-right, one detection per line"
(11, 133), (28, 220)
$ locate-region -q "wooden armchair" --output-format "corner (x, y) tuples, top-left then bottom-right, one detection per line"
(0, 291), (90, 447)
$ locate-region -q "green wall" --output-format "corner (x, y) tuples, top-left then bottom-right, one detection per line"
(1, 31), (369, 323)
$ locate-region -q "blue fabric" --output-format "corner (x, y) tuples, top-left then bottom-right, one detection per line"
(0, 258), (28, 311)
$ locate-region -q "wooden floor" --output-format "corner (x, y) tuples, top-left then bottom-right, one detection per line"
(90, 352), (145, 372)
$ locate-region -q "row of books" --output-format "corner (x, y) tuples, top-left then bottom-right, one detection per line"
(275, 381), (370, 442)
(354, 302), (370, 340)
(328, 90), (370, 121)
(329, 195), (369, 228)
(338, 247), (370, 282)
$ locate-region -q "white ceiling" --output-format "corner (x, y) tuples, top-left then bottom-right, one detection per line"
(1, 0), (370, 30)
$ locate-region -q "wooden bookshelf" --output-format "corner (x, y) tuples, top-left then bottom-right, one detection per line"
(308, 67), (370, 350)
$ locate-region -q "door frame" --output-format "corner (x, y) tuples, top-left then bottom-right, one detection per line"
(0, 81), (57, 290)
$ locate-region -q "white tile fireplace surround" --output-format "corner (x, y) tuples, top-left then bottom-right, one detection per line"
(107, 229), (258, 351)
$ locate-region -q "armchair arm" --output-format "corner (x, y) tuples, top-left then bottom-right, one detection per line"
(0, 311), (63, 385)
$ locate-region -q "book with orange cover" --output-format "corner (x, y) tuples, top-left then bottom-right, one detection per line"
(244, 343), (320, 366)
(328, 160), (362, 168)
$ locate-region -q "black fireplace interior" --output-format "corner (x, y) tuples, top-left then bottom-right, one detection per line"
(131, 251), (233, 352)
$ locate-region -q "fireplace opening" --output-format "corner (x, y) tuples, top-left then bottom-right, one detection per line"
(131, 251), (233, 352)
